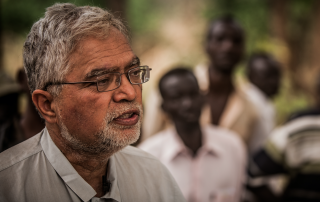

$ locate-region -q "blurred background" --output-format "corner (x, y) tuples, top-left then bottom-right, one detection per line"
(1, 0), (320, 124)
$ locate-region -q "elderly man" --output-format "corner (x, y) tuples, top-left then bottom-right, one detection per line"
(0, 3), (185, 202)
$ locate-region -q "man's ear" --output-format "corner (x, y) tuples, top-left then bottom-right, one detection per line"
(32, 90), (57, 124)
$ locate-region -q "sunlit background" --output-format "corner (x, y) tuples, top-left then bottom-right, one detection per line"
(1, 0), (320, 124)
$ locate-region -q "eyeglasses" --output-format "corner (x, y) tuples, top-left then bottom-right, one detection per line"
(43, 66), (152, 92)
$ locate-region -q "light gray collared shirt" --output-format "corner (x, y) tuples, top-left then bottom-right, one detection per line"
(0, 128), (185, 202)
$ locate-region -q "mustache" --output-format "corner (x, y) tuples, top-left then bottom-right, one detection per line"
(105, 102), (143, 123)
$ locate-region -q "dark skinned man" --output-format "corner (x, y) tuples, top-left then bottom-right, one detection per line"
(243, 53), (282, 202)
(196, 15), (257, 146)
(143, 15), (257, 147)
(244, 52), (282, 155)
(0, 70), (24, 152)
(140, 68), (247, 202)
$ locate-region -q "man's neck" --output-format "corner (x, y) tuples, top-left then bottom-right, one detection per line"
(173, 120), (202, 157)
(208, 65), (234, 95)
(47, 125), (110, 197)
(68, 155), (108, 198)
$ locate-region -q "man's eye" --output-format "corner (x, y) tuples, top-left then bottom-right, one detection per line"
(99, 78), (112, 85)
(131, 70), (142, 76)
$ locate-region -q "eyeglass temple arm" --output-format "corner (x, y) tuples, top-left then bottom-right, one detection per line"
(43, 81), (96, 91)
(43, 68), (152, 91)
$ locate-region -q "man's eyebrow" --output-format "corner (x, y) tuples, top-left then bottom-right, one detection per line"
(124, 57), (140, 71)
(84, 57), (140, 81)
(84, 67), (118, 81)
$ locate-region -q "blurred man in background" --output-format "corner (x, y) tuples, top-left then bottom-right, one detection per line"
(17, 68), (45, 139)
(249, 115), (320, 202)
(0, 68), (44, 153)
(242, 53), (282, 202)
(143, 15), (258, 147)
(0, 70), (24, 152)
(243, 52), (282, 156)
(195, 15), (257, 145)
(140, 68), (247, 202)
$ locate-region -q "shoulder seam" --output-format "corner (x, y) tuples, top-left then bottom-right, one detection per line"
(0, 149), (43, 172)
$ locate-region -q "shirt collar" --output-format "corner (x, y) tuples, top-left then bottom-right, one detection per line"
(199, 126), (223, 156)
(201, 126), (225, 156)
(162, 126), (221, 162)
(161, 128), (189, 162)
(40, 127), (121, 202)
(99, 155), (121, 201)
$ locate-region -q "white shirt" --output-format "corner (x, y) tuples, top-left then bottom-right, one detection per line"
(0, 128), (185, 202)
(139, 125), (247, 202)
(242, 83), (276, 155)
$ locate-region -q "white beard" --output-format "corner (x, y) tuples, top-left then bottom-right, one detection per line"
(58, 102), (143, 156)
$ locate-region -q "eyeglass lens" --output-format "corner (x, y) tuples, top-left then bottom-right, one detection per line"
(97, 66), (150, 92)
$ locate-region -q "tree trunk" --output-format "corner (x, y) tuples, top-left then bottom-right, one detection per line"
(268, 0), (287, 43)
(268, 0), (317, 93)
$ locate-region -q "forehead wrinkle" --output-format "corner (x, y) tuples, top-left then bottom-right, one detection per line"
(74, 40), (132, 66)
(85, 47), (133, 65)
(77, 49), (133, 74)
(90, 42), (131, 54)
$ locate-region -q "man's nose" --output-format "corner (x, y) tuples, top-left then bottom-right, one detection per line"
(221, 40), (234, 52)
(181, 97), (192, 109)
(112, 74), (137, 102)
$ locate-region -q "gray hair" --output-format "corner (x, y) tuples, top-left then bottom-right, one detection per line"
(23, 3), (128, 96)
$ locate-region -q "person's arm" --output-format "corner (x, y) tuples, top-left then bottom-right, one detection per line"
(246, 146), (285, 202)
(248, 147), (287, 177)
(246, 126), (289, 202)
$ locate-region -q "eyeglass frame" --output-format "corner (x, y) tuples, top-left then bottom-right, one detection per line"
(42, 65), (152, 92)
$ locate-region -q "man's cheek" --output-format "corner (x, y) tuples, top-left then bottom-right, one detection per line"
(64, 102), (99, 130)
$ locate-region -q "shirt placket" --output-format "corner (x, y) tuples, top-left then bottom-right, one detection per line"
(188, 150), (203, 202)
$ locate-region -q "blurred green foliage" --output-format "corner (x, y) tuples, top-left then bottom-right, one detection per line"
(274, 78), (310, 124)
(127, 0), (162, 35)
(1, 0), (105, 35)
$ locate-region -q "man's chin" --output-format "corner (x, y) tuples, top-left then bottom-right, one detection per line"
(107, 125), (141, 146)
(100, 120), (141, 146)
